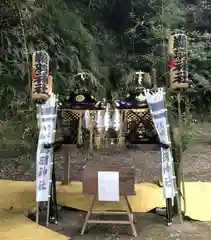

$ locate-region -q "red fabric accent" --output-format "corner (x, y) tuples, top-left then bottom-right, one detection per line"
(32, 68), (36, 80)
(168, 57), (175, 70)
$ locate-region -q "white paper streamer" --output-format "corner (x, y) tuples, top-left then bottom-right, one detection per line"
(84, 110), (90, 129)
(96, 110), (105, 133)
(112, 108), (120, 131)
(104, 104), (111, 131)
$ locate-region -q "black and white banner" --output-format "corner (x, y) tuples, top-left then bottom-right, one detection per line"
(144, 88), (175, 199)
(36, 94), (58, 202)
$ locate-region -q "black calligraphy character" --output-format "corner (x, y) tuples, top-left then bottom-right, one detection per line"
(164, 162), (171, 174)
(43, 166), (48, 175)
(38, 167), (43, 177)
(164, 176), (172, 187)
(42, 124), (48, 133)
(38, 180), (46, 190)
(38, 166), (48, 177)
(39, 155), (45, 165)
(44, 155), (49, 165)
(160, 125), (166, 136)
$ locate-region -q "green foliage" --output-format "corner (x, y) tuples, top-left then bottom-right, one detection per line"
(2, 0), (211, 154)
(2, 0), (211, 111)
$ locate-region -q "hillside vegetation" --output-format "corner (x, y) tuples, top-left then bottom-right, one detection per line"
(1, 0), (211, 154)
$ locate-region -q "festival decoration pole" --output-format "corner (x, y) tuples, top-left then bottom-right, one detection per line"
(165, 94), (183, 224)
(32, 51), (58, 226)
(168, 33), (188, 217)
(144, 88), (175, 225)
(45, 94), (59, 226)
(176, 91), (187, 217)
(32, 50), (50, 224)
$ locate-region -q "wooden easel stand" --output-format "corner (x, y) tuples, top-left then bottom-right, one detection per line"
(81, 195), (137, 237)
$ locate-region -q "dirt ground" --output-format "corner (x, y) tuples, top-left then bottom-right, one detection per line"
(46, 210), (211, 240)
(1, 122), (211, 239)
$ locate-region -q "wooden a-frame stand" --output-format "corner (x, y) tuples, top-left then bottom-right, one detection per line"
(81, 195), (137, 236)
(81, 165), (137, 237)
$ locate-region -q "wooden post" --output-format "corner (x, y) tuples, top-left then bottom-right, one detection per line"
(169, 92), (183, 223)
(62, 145), (70, 185)
(166, 93), (183, 223)
(152, 68), (157, 88)
(177, 92), (186, 215)
(36, 202), (39, 224)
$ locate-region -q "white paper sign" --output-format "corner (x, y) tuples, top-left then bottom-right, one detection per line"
(98, 171), (120, 202)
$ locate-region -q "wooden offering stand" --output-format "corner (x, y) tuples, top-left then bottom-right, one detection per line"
(81, 165), (137, 236)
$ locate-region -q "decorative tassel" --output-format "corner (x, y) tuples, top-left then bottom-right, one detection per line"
(104, 104), (110, 132)
(96, 110), (104, 133)
(95, 110), (105, 148)
(113, 108), (120, 132)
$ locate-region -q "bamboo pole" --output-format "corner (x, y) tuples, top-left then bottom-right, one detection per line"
(171, 91), (183, 223)
(177, 92), (187, 215)
(152, 68), (157, 89)
(164, 92), (182, 224)
(166, 93), (183, 223)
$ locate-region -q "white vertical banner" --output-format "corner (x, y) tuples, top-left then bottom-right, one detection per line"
(144, 88), (175, 199)
(36, 94), (58, 202)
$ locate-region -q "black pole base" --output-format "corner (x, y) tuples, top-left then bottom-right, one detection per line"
(49, 161), (59, 224)
(44, 143), (59, 224)
(165, 198), (173, 226)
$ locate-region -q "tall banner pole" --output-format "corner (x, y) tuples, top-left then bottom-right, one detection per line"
(45, 94), (58, 226)
(144, 88), (175, 225)
(31, 51), (58, 225)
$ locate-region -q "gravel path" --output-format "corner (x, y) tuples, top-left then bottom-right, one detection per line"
(1, 141), (211, 182)
(1, 122), (211, 183)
